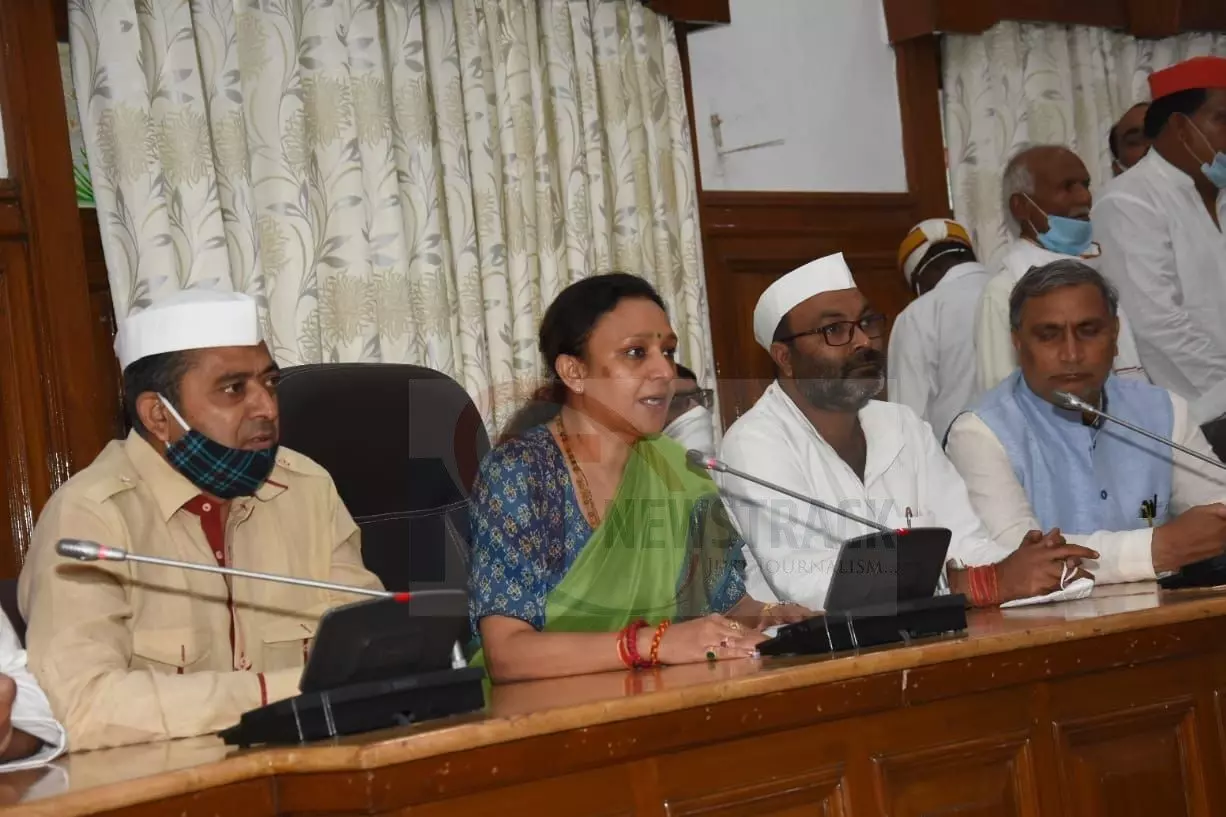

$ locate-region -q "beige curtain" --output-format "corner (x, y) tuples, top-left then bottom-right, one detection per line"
(69, 0), (712, 431)
(943, 22), (1226, 270)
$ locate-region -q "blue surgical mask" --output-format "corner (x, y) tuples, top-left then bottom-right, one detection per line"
(158, 396), (277, 499)
(1024, 194), (1094, 257)
(1185, 117), (1226, 189)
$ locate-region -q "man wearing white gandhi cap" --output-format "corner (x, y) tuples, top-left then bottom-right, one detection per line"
(19, 289), (381, 752)
(715, 253), (1097, 611)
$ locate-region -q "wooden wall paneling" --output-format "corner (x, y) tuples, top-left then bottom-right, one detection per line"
(881, 0), (1226, 44)
(0, 2), (112, 473)
(80, 211), (125, 439)
(0, 1), (114, 572)
(894, 35), (951, 220)
(0, 240), (41, 579)
(648, 0), (731, 28)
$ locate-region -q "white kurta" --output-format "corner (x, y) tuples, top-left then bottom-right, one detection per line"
(1093, 150), (1226, 424)
(887, 261), (990, 440)
(946, 390), (1226, 585)
(0, 613), (64, 771)
(717, 383), (1011, 611)
(975, 239), (1147, 391)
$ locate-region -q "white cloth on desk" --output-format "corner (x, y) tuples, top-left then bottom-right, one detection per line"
(946, 390), (1226, 585)
(974, 239), (1147, 391)
(886, 261), (990, 440)
(0, 614), (64, 772)
(717, 382), (1011, 611)
(1092, 150), (1226, 424)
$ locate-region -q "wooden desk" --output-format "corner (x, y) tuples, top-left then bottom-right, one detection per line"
(7, 582), (1226, 816)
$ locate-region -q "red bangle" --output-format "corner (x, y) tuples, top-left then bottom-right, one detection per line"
(649, 620), (670, 666)
(968, 565), (999, 607)
(624, 619), (648, 669)
(615, 628), (632, 668)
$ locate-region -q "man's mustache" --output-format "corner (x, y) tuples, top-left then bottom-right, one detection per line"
(842, 349), (885, 376)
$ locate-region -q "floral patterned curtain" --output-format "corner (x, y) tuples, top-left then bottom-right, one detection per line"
(69, 0), (712, 431)
(943, 22), (1226, 270)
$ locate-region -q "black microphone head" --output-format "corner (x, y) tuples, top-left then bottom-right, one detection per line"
(1052, 390), (1090, 412)
(685, 448), (718, 469)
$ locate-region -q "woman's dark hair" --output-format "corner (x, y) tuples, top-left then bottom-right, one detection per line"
(498, 273), (667, 444)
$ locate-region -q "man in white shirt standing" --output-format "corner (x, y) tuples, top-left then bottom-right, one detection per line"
(948, 260), (1226, 586)
(717, 252), (1095, 612)
(0, 613), (64, 771)
(1093, 57), (1226, 454)
(888, 218), (989, 440)
(976, 144), (1146, 390)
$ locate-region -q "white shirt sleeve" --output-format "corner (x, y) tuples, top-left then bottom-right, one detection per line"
(887, 310), (935, 425)
(1095, 194), (1226, 413)
(944, 413), (1156, 584)
(0, 614), (65, 771)
(975, 275), (1017, 392)
(915, 417), (1013, 567)
(1168, 392), (1226, 510)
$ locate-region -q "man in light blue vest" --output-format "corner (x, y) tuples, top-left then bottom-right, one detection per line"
(947, 260), (1226, 585)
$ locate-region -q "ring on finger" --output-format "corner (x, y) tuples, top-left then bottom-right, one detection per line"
(705, 648), (717, 662)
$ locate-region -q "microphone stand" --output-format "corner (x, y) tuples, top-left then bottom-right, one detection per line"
(1054, 391), (1226, 472)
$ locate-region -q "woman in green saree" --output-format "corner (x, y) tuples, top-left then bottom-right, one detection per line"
(469, 274), (808, 682)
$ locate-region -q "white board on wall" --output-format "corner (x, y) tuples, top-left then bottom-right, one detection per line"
(688, 0), (908, 193)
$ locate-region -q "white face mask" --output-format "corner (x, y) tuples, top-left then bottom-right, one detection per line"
(662, 405), (716, 457)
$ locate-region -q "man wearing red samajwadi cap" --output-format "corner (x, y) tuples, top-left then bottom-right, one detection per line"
(1093, 57), (1226, 458)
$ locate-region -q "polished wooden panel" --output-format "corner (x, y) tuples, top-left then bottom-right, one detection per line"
(873, 736), (1033, 817)
(399, 765), (638, 817)
(882, 0), (1226, 43)
(1049, 660), (1215, 817)
(80, 211), (124, 439)
(894, 35), (950, 222)
(700, 192), (919, 427)
(0, 241), (46, 579)
(648, 0), (731, 27)
(0, 0), (115, 573)
(657, 722), (850, 817)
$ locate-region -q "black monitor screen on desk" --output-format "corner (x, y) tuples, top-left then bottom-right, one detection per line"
(823, 527), (952, 613)
(299, 591), (468, 693)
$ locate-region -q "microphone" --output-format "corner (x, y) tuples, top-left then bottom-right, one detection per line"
(1052, 390), (1226, 472)
(685, 450), (893, 533)
(55, 538), (450, 603)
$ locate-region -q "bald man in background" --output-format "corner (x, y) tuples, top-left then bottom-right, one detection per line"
(976, 143), (1147, 390)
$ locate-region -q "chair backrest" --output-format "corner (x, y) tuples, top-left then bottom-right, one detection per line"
(0, 579), (24, 646)
(276, 364), (489, 596)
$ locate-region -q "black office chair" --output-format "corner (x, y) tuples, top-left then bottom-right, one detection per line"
(275, 363), (488, 597)
(0, 579), (22, 646)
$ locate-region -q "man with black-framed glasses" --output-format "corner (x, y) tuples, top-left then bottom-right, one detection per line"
(715, 252), (1096, 612)
(662, 364), (717, 456)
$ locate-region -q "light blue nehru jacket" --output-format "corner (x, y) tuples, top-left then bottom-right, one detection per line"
(971, 370), (1174, 533)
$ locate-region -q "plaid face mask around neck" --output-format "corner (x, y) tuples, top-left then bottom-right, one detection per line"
(158, 396), (278, 499)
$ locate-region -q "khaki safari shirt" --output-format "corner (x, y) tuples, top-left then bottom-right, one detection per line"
(19, 430), (382, 751)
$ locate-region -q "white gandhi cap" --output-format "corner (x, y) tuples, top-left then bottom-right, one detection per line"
(752, 252), (857, 350)
(114, 289), (262, 370)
